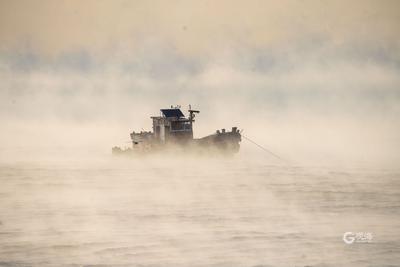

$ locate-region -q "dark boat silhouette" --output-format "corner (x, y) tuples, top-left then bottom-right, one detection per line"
(112, 105), (241, 155)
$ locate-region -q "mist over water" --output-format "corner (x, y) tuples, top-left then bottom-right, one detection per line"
(1, 1), (400, 266)
(0, 154), (399, 267)
(1, 35), (400, 167)
(1, 40), (400, 265)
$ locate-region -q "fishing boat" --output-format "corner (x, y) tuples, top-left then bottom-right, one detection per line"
(112, 105), (241, 155)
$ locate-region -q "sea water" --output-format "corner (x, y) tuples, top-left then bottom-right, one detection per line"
(0, 153), (399, 267)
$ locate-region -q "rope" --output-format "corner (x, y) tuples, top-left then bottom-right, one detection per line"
(242, 134), (288, 163)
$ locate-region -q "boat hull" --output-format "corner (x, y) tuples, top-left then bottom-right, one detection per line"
(112, 128), (241, 156)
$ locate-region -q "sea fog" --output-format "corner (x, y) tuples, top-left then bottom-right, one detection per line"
(0, 152), (399, 267)
(1, 25), (400, 266)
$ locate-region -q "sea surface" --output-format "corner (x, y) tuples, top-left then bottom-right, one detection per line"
(0, 153), (399, 267)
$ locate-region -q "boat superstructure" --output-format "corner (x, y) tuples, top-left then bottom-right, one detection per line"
(112, 106), (241, 155)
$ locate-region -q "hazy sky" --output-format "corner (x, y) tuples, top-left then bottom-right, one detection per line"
(0, 0), (399, 165)
(1, 0), (400, 56)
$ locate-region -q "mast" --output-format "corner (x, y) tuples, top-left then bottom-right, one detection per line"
(188, 105), (200, 138)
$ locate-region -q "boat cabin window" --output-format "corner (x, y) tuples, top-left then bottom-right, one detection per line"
(171, 121), (191, 131)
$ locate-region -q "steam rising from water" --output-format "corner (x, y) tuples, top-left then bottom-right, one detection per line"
(1, 38), (399, 167)
(1, 6), (400, 265)
(0, 156), (399, 267)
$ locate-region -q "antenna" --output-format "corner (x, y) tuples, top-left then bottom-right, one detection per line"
(188, 106), (200, 125)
